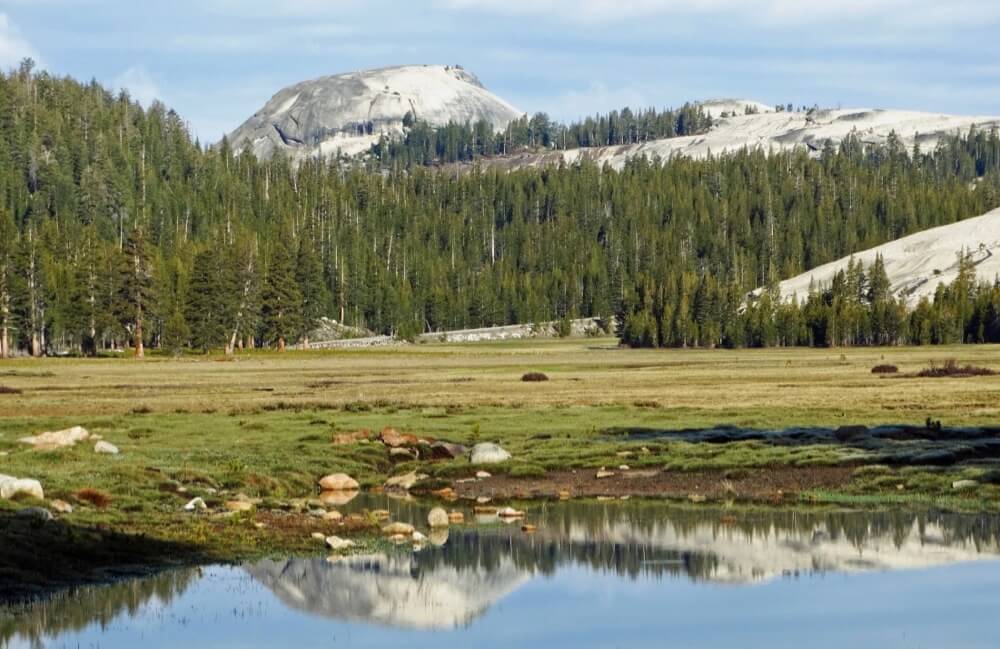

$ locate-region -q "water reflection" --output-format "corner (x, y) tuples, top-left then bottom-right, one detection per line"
(5, 502), (1000, 646)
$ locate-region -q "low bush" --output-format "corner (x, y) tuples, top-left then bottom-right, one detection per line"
(521, 372), (549, 382)
(75, 488), (112, 508)
(871, 364), (899, 374)
(0, 384), (22, 394)
(917, 359), (996, 378)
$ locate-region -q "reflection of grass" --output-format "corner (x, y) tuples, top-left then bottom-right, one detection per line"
(0, 339), (998, 580)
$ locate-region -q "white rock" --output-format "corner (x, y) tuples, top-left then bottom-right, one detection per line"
(470, 443), (511, 465)
(427, 507), (449, 528)
(318, 473), (360, 491)
(95, 441), (120, 455)
(50, 499), (73, 514)
(325, 535), (356, 551)
(19, 426), (90, 449)
(184, 497), (207, 511)
(385, 471), (426, 491)
(0, 476), (44, 500)
(475, 471), (492, 479)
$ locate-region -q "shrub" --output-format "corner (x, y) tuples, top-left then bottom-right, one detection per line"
(917, 359), (996, 378)
(871, 364), (899, 374)
(0, 385), (22, 394)
(75, 488), (112, 508)
(521, 372), (549, 382)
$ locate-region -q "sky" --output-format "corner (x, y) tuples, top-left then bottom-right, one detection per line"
(1, 0), (999, 144)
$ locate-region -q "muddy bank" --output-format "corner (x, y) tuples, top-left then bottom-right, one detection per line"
(451, 466), (856, 501)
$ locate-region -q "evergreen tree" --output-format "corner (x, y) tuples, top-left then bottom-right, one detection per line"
(260, 240), (303, 351)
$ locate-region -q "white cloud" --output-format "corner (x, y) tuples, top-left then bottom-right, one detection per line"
(113, 66), (162, 107)
(439, 0), (1000, 27)
(0, 13), (41, 68)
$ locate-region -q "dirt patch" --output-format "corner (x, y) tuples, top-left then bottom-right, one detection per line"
(453, 466), (855, 501)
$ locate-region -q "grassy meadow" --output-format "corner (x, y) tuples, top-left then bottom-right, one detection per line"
(1, 338), (1000, 593)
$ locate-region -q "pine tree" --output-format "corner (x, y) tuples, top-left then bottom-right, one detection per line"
(295, 237), (329, 347)
(261, 240), (303, 351)
(118, 226), (156, 358)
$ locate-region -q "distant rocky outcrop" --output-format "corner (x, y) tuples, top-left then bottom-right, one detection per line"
(226, 65), (522, 162)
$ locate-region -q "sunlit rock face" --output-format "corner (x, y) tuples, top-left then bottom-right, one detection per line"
(226, 65), (522, 161)
(245, 553), (529, 630)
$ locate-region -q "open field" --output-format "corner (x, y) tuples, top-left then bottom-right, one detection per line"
(2, 339), (1000, 598)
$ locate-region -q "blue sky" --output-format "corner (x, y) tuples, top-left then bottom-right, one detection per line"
(1, 0), (999, 143)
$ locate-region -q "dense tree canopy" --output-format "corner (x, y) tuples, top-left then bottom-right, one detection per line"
(0, 61), (999, 356)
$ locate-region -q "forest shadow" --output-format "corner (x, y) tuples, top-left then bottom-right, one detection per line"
(604, 424), (1000, 467)
(0, 509), (204, 605)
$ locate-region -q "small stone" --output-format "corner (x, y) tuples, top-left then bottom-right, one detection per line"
(389, 447), (418, 461)
(94, 441), (120, 455)
(318, 473), (360, 491)
(382, 522), (415, 536)
(432, 487), (457, 500)
(429, 442), (468, 460)
(618, 465), (630, 471)
(447, 511), (465, 524)
(50, 499), (73, 514)
(558, 490), (571, 500)
(225, 500), (255, 512)
(596, 469), (616, 479)
(324, 510), (343, 522)
(475, 471), (492, 479)
(325, 535), (356, 551)
(470, 443), (512, 465)
(427, 507), (449, 528)
(385, 470), (426, 491)
(379, 428), (419, 448)
(640, 447), (651, 454)
(388, 533), (410, 544)
(308, 508), (327, 517)
(371, 509), (391, 521)
(497, 507), (525, 518)
(476, 496), (492, 504)
(183, 497), (207, 511)
(952, 479), (979, 490)
(19, 426), (90, 450)
(616, 451), (634, 458)
(332, 430), (371, 445)
(311, 532), (326, 541)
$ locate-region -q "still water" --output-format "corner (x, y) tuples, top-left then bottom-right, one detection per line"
(4, 499), (1000, 648)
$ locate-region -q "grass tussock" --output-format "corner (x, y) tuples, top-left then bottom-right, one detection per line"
(521, 372), (549, 382)
(871, 364), (899, 374)
(916, 359), (996, 378)
(75, 488), (112, 509)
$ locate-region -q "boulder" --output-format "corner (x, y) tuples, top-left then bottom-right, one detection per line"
(318, 473), (360, 491)
(325, 535), (356, 552)
(95, 441), (120, 455)
(384, 470), (426, 491)
(51, 499), (74, 514)
(19, 426), (90, 450)
(470, 443), (511, 465)
(429, 442), (468, 460)
(183, 497), (207, 511)
(17, 507), (53, 522)
(379, 428), (420, 448)
(447, 511), (465, 524)
(427, 507), (450, 528)
(834, 425), (870, 442)
(382, 522), (415, 536)
(0, 476), (44, 501)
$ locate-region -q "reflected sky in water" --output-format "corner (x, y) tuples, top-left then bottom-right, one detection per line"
(5, 502), (1000, 649)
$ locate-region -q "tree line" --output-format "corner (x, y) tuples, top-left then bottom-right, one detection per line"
(371, 104), (715, 166)
(1, 60), (1000, 357)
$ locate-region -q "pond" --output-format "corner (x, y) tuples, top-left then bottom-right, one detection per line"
(4, 498), (1000, 648)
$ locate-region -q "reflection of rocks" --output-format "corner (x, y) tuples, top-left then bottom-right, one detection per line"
(246, 553), (529, 630)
